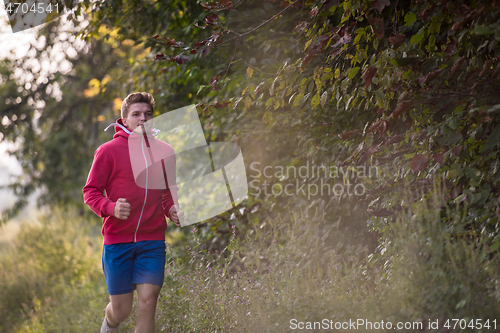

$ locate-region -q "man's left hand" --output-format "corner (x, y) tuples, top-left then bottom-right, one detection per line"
(169, 205), (185, 227)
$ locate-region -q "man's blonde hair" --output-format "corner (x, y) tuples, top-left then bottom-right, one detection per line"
(121, 92), (155, 118)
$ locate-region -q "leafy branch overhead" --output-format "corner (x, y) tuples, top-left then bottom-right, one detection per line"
(145, 0), (500, 243)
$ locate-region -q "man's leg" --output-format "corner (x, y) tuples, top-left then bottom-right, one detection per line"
(102, 242), (136, 331)
(135, 283), (162, 333)
(105, 292), (134, 327)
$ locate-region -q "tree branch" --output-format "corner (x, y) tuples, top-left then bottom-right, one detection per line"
(215, 0), (301, 48)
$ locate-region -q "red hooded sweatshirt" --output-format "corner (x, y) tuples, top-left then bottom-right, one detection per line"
(83, 119), (177, 245)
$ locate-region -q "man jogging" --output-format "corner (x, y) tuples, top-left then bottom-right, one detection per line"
(83, 92), (183, 333)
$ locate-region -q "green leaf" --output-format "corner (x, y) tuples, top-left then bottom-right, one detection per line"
(455, 299), (467, 310)
(311, 94), (320, 109)
(265, 97), (275, 109)
(348, 67), (360, 79)
(448, 117), (458, 130)
(293, 93), (304, 106)
(334, 68), (341, 79)
(475, 25), (495, 35)
(479, 124), (500, 153)
(274, 99), (281, 110)
(410, 27), (426, 45)
(244, 96), (252, 110)
(315, 78), (323, 91)
(321, 72), (334, 81)
(375, 89), (385, 101)
(197, 85), (206, 95)
(294, 92), (310, 107)
(304, 38), (313, 51)
(453, 105), (465, 114)
(247, 67), (254, 78)
(437, 132), (462, 146)
(299, 78), (308, 88)
(467, 168), (480, 180)
(404, 12), (417, 26)
(263, 110), (273, 124)
(404, 153), (416, 159)
(429, 18), (440, 34)
(390, 57), (419, 67)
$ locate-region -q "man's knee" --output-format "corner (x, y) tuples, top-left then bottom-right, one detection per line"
(109, 298), (133, 322)
(136, 284), (161, 311)
(137, 296), (158, 312)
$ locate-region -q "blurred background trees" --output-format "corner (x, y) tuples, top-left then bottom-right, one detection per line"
(0, 18), (151, 221)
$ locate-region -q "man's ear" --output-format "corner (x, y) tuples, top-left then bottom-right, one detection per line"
(122, 117), (127, 126)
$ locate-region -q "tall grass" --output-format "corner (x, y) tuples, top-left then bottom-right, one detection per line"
(0, 209), (104, 332)
(1, 193), (499, 332)
(154, 198), (500, 332)
(383, 198), (500, 322)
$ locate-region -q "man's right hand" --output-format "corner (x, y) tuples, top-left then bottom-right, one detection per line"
(114, 198), (130, 220)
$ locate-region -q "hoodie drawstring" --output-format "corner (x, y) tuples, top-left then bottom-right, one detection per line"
(104, 123), (133, 134)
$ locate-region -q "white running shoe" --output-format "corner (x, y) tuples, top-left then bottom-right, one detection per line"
(101, 317), (119, 333)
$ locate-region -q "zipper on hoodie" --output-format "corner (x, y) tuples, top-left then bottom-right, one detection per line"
(104, 121), (148, 243)
(135, 132), (149, 242)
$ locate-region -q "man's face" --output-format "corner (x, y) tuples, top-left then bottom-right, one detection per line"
(122, 103), (153, 132)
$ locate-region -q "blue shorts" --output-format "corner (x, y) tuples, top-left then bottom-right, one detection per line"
(102, 240), (166, 295)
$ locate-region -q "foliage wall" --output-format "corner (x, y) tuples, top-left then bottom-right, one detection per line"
(76, 0), (500, 251)
(1, 0), (499, 253)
